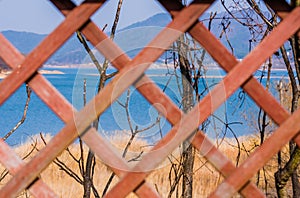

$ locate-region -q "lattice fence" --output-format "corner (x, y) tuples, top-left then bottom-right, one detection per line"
(0, 0), (299, 197)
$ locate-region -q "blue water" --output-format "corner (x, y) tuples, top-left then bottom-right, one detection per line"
(0, 67), (289, 146)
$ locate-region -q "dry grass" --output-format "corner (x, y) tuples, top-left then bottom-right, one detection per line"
(0, 133), (293, 197)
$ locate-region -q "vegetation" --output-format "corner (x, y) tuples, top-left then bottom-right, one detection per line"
(0, 133), (291, 197)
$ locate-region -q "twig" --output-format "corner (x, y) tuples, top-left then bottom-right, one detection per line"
(39, 133), (83, 184)
(3, 84), (32, 141)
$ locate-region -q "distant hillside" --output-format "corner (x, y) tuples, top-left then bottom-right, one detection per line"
(1, 30), (86, 65)
(1, 12), (257, 66)
(121, 13), (172, 30)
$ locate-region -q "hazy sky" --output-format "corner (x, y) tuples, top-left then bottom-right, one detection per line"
(0, 0), (224, 34)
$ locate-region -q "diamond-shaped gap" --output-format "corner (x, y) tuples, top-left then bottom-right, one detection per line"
(166, 59), (262, 140)
(250, 51), (296, 110)
(200, 59), (280, 140)
(0, 0), (64, 34)
(89, 0), (169, 58)
(91, 0), (167, 36)
(198, 0), (271, 60)
(181, 20), (288, 140)
(36, 31), (103, 112)
(70, 51), (182, 165)
(0, 83), (64, 146)
(158, 36), (247, 140)
(202, 134), (286, 197)
(0, 0), (64, 39)
(166, 20), (281, 140)
(206, 89), (263, 140)
(39, 32), (89, 67)
(146, 148), (225, 197)
(70, 36), (168, 128)
(93, 85), (172, 163)
(36, 135), (128, 197)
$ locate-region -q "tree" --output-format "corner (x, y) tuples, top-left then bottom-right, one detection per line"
(221, 0), (300, 197)
(77, 1), (123, 197)
(165, 8), (219, 197)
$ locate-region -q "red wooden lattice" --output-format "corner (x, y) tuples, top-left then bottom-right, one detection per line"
(0, 0), (299, 197)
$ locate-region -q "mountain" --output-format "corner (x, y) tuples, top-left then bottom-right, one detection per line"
(116, 12), (252, 60)
(121, 13), (171, 30)
(0, 12), (255, 67)
(1, 30), (86, 65)
(2, 30), (46, 55)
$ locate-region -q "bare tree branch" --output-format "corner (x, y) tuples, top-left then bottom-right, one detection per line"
(3, 84), (31, 141)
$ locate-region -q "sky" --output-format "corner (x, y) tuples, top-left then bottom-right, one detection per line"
(0, 0), (224, 34)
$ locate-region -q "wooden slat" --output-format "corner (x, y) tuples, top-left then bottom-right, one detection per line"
(0, 139), (58, 197)
(0, 2), (211, 196)
(0, 0), (106, 106)
(103, 7), (300, 198)
(209, 106), (300, 198)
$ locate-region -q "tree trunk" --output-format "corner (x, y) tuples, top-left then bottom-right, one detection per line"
(83, 151), (94, 198)
(177, 35), (195, 198)
(275, 148), (300, 197)
(275, 39), (300, 198)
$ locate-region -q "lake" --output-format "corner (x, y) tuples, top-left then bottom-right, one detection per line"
(0, 66), (290, 146)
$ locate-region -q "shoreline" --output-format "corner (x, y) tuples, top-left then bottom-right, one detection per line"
(43, 63), (288, 71)
(0, 69), (64, 79)
(1, 64), (289, 80)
